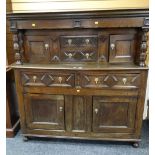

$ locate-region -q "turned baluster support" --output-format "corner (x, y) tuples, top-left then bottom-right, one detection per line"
(10, 21), (23, 65)
(139, 18), (149, 67)
(13, 32), (22, 65)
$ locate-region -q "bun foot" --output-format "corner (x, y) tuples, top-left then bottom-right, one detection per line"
(23, 136), (28, 142)
(132, 142), (139, 148)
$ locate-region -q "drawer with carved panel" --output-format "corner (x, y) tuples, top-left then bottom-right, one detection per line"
(21, 70), (75, 87)
(60, 35), (98, 62)
(79, 71), (140, 89)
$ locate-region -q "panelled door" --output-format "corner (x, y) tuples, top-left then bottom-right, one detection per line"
(109, 34), (135, 63)
(24, 93), (65, 130)
(25, 35), (50, 63)
(92, 96), (137, 133)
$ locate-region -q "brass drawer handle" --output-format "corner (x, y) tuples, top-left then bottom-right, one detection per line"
(110, 43), (115, 50)
(32, 23), (36, 27)
(45, 44), (49, 50)
(94, 77), (99, 84)
(68, 53), (73, 59)
(13, 43), (19, 50)
(94, 108), (98, 114)
(58, 77), (63, 83)
(32, 76), (37, 83)
(85, 39), (90, 45)
(76, 89), (80, 93)
(59, 106), (63, 112)
(85, 53), (90, 59)
(68, 39), (72, 46)
(122, 78), (127, 85)
(95, 21), (99, 25)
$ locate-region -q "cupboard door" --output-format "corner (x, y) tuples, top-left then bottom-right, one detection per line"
(24, 93), (65, 130)
(65, 96), (92, 132)
(109, 34), (135, 63)
(92, 96), (137, 133)
(25, 36), (50, 63)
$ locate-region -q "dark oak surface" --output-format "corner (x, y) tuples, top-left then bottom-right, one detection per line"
(6, 69), (20, 137)
(8, 9), (149, 146)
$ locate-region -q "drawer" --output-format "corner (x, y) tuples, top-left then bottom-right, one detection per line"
(21, 70), (75, 87)
(80, 72), (140, 89)
(16, 17), (144, 29)
(17, 20), (73, 29)
(60, 35), (98, 62)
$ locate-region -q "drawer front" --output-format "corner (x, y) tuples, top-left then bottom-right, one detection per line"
(21, 70), (75, 87)
(60, 35), (98, 62)
(80, 72), (140, 89)
(16, 18), (144, 29)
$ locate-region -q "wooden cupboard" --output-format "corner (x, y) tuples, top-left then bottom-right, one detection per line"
(7, 9), (149, 147)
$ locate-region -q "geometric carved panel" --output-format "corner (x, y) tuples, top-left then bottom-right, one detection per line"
(103, 75), (118, 87)
(41, 74), (54, 86)
(22, 74), (30, 84)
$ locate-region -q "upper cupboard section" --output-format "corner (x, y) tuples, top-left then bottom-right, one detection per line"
(23, 29), (137, 64)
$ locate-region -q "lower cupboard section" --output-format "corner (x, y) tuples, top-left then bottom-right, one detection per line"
(23, 93), (138, 138)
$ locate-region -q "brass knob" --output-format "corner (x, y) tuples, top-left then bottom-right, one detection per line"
(32, 76), (37, 83)
(13, 43), (19, 50)
(68, 39), (72, 46)
(76, 89), (80, 93)
(58, 77), (62, 83)
(95, 21), (99, 25)
(94, 108), (98, 114)
(122, 78), (127, 85)
(110, 43), (115, 50)
(32, 23), (36, 27)
(85, 39), (90, 44)
(85, 53), (90, 59)
(45, 44), (49, 50)
(94, 77), (99, 84)
(59, 106), (63, 112)
(68, 53), (73, 59)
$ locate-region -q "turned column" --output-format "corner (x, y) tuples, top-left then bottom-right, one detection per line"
(10, 21), (23, 65)
(139, 18), (149, 67)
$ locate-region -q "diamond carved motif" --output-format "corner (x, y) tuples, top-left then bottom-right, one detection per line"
(22, 74), (30, 84)
(131, 75), (140, 86)
(41, 74), (54, 86)
(104, 75), (118, 87)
